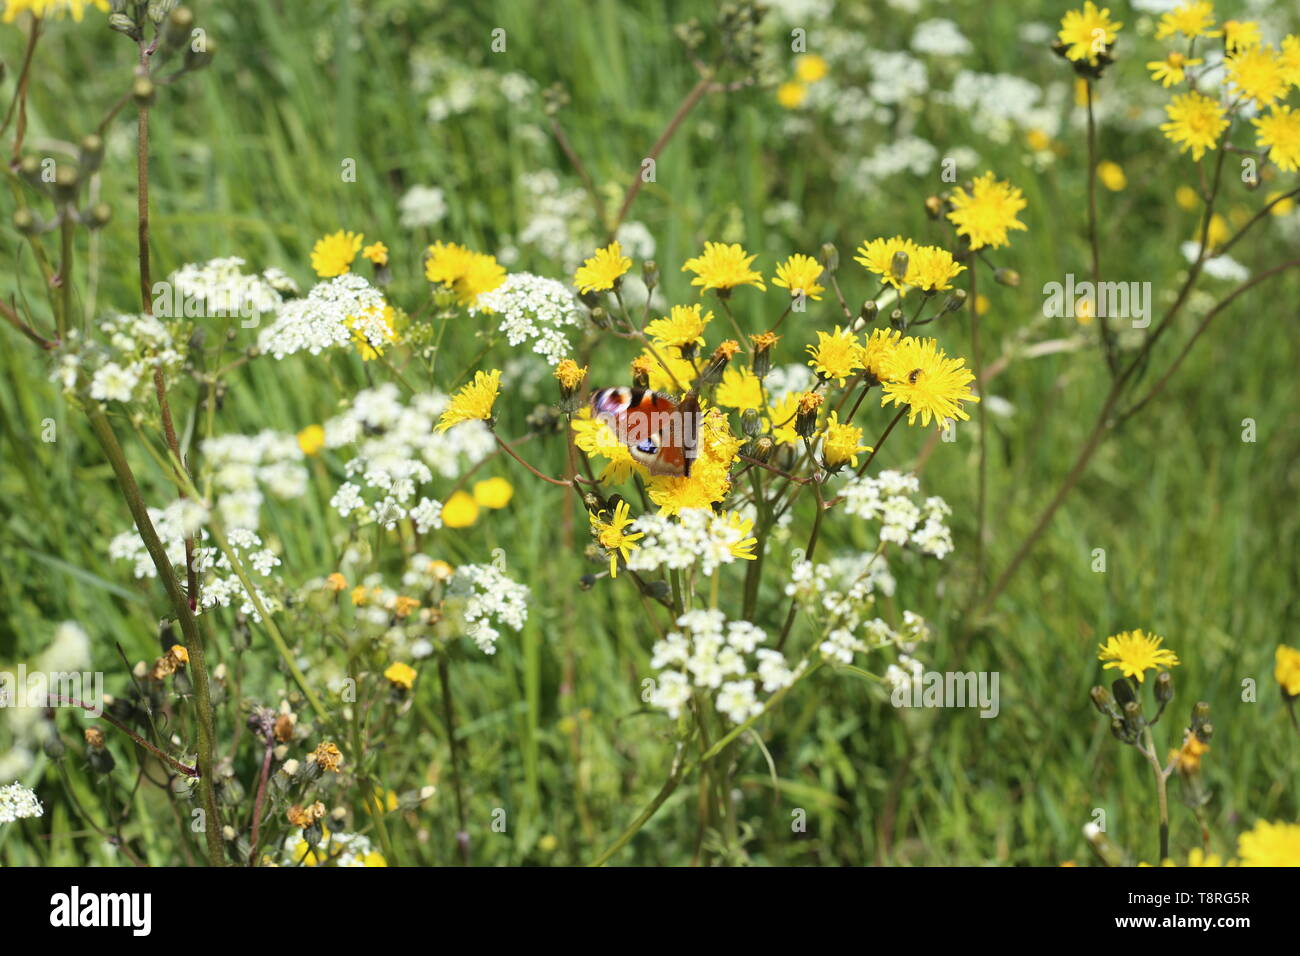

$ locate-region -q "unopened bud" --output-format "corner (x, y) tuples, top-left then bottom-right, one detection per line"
(941, 289), (968, 314)
(131, 76), (156, 108)
(819, 243), (839, 272)
(994, 268), (1021, 288)
(890, 250), (909, 282)
(1155, 671), (1174, 705)
(859, 300), (878, 323)
(642, 259), (659, 290)
(78, 134), (104, 174)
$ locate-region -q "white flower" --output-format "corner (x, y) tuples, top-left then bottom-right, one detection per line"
(820, 627), (866, 664)
(447, 563), (530, 654)
(398, 185), (448, 229)
(258, 273), (388, 360)
(168, 257), (286, 321)
(716, 680), (763, 724)
(649, 670), (692, 719)
(410, 497), (443, 533)
(89, 362), (141, 402)
(474, 272), (581, 365)
(911, 19), (972, 57)
(0, 782), (43, 823)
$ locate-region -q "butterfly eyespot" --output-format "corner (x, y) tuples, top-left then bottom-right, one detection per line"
(636, 439), (658, 454)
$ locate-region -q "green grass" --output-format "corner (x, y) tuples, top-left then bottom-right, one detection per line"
(1, 0), (1297, 866)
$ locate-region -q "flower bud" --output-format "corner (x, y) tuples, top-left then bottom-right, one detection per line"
(890, 250), (909, 283)
(78, 134), (104, 175)
(1089, 685), (1118, 719)
(1154, 671), (1174, 706)
(642, 259), (659, 291)
(941, 289), (968, 314)
(794, 391), (822, 440)
(131, 76), (156, 108)
(924, 195), (944, 219)
(53, 165), (79, 203)
(587, 306), (609, 329)
(749, 330), (777, 379)
(109, 12), (142, 40)
(741, 408), (762, 438)
(184, 34), (216, 72)
(889, 308), (906, 331)
(859, 299), (878, 324)
(86, 202), (113, 230)
(819, 242), (839, 273)
(994, 268), (1021, 288)
(13, 208), (43, 236)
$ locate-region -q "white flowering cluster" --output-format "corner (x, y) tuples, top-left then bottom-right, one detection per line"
(474, 272), (582, 365)
(324, 384), (493, 531)
(911, 18), (972, 57)
(398, 185), (448, 229)
(51, 313), (184, 404)
(839, 470), (954, 559)
(258, 273), (391, 360)
(648, 609), (803, 724)
(280, 829), (380, 867)
(883, 612), (933, 697)
(785, 549), (896, 637)
(0, 782), (42, 824)
(445, 562), (530, 655)
(108, 511), (279, 621)
(202, 430), (307, 530)
(168, 256), (294, 320)
(625, 508), (755, 577)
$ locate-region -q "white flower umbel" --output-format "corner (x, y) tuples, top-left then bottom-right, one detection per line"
(0, 782), (43, 823)
(625, 508), (753, 577)
(474, 272), (581, 365)
(398, 185), (448, 229)
(446, 563), (530, 655)
(168, 257), (289, 320)
(839, 470), (954, 559)
(202, 430), (306, 530)
(258, 273), (388, 360)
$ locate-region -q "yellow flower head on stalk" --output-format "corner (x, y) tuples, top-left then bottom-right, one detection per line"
(715, 365), (763, 411)
(312, 741), (344, 773)
(861, 327), (902, 381)
(589, 500), (644, 577)
(807, 326), (863, 386)
(1237, 820), (1300, 866)
(1096, 160), (1127, 191)
(854, 235), (920, 289)
(362, 242), (389, 267)
(472, 476), (513, 509)
(777, 81), (807, 108)
(297, 424), (325, 456)
(634, 346), (694, 395)
(772, 253), (826, 301)
(767, 391), (802, 445)
(682, 242), (766, 293)
(1058, 2), (1122, 65)
(571, 408), (642, 483)
(1280, 35), (1300, 87)
(311, 230), (363, 278)
(2, 0), (107, 22)
(436, 369), (501, 431)
(1147, 51), (1203, 87)
(718, 510), (758, 561)
(1097, 629), (1179, 682)
(821, 411), (869, 468)
(383, 661), (416, 690)
(1225, 45), (1287, 108)
(1220, 20), (1261, 54)
(645, 304), (711, 349)
(1160, 91), (1229, 161)
(794, 53), (828, 84)
(946, 172), (1028, 250)
(1254, 106), (1300, 172)
(1275, 644), (1300, 697)
(647, 408), (741, 515)
(553, 359), (588, 391)
(425, 242), (506, 307)
(574, 241), (631, 294)
(879, 336), (980, 428)
(1155, 1), (1216, 41)
(441, 490), (479, 528)
(1168, 731), (1209, 774)
(907, 246), (965, 293)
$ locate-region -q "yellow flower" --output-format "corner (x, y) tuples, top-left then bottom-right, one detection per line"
(640, 346), (696, 395)
(907, 245), (965, 293)
(1281, 35), (1300, 87)
(472, 476), (514, 509)
(425, 242), (505, 306)
(682, 242), (765, 293)
(715, 366), (763, 411)
(392, 596), (419, 618)
(384, 661), (417, 690)
(821, 411), (868, 468)
(571, 409), (641, 483)
(1225, 45), (1287, 107)
(312, 741), (344, 773)
(297, 424), (326, 456)
(1058, 2), (1122, 65)
(794, 54), (828, 84)
(1026, 128), (1053, 152)
(1253, 105), (1300, 173)
(350, 585), (371, 606)
(1184, 848), (1224, 867)
(879, 336), (980, 428)
(2, 0), (107, 22)
(718, 510), (758, 561)
(1220, 20), (1261, 54)
(554, 359), (588, 392)
(311, 230), (363, 278)
(1175, 185), (1200, 210)
(645, 304), (711, 349)
(364, 787), (400, 815)
(771, 253), (825, 301)
(1096, 160), (1127, 191)
(807, 326), (863, 386)
(441, 490), (480, 528)
(854, 235), (919, 289)
(1096, 629), (1179, 682)
(574, 241), (632, 294)
(436, 369), (501, 431)
(1160, 91), (1229, 161)
(287, 801), (326, 829)
(588, 500), (644, 577)
(346, 302), (398, 361)
(767, 391), (802, 446)
(946, 172), (1028, 250)
(1237, 820), (1300, 866)
(1266, 190), (1296, 216)
(647, 408), (740, 515)
(777, 81), (807, 109)
(1147, 51), (1203, 87)
(1168, 731), (1209, 774)
(1155, 2), (1216, 41)
(861, 328), (902, 381)
(324, 572), (347, 592)
(362, 242), (389, 267)
(1275, 644), (1300, 697)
